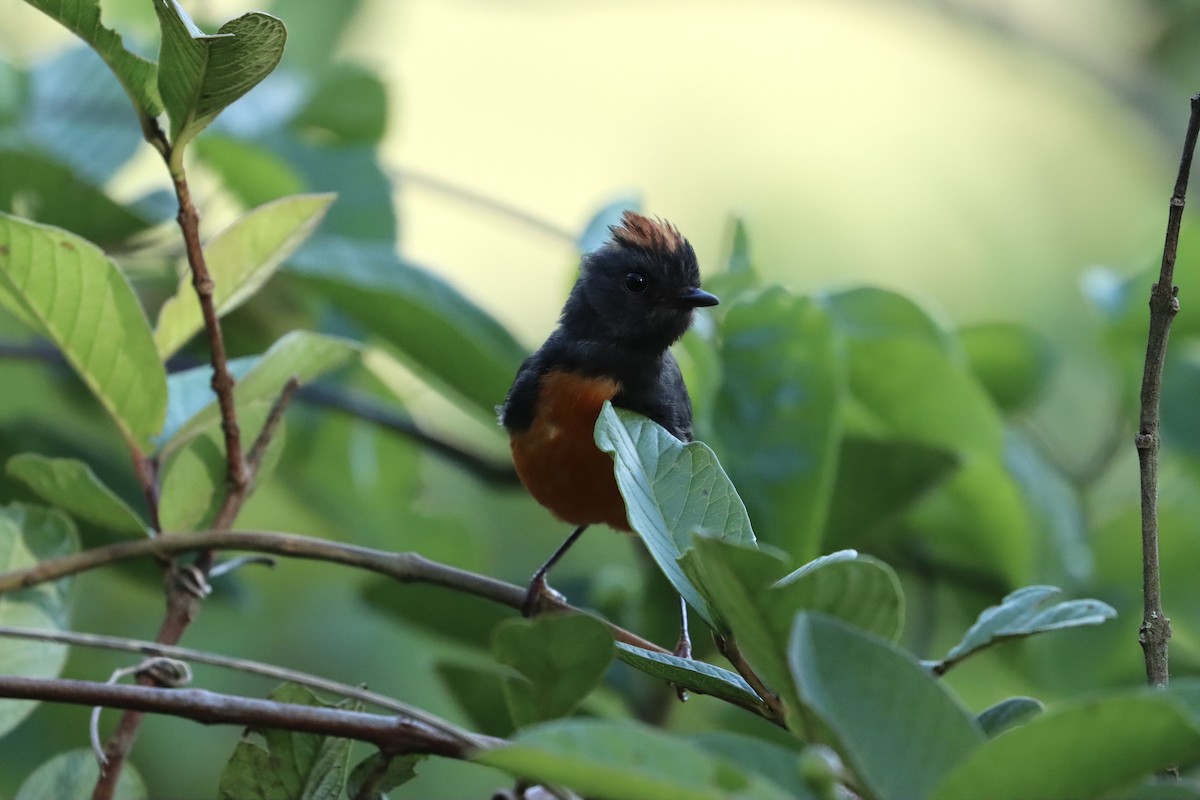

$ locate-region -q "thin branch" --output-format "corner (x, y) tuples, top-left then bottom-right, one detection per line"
(0, 529), (667, 654)
(1135, 93), (1200, 690)
(297, 383), (519, 486)
(0, 626), (484, 748)
(0, 676), (496, 757)
(713, 634), (787, 727)
(209, 377), (299, 535)
(169, 171), (248, 503)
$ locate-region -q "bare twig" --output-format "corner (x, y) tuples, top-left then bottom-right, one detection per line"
(1135, 93), (1200, 691)
(0, 626), (484, 747)
(0, 529), (667, 654)
(0, 676), (497, 757)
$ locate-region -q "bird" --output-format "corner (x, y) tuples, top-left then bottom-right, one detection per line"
(500, 210), (718, 657)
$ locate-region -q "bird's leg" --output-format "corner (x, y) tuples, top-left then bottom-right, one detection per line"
(522, 524), (588, 617)
(673, 595), (692, 659)
(673, 595), (692, 702)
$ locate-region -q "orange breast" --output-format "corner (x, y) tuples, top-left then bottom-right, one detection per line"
(509, 370), (632, 531)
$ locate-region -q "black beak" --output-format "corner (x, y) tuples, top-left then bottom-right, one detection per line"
(676, 287), (720, 309)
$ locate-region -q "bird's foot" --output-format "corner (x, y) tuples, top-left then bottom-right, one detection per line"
(521, 573), (566, 618)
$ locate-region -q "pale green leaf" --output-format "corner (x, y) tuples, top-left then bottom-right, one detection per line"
(790, 612), (982, 800)
(16, 749), (146, 800)
(593, 403), (755, 628)
(6, 453), (147, 536)
(0, 504), (79, 738)
(614, 643), (764, 711)
(976, 696), (1043, 738)
(931, 693), (1200, 800)
(476, 719), (791, 800)
(0, 213), (167, 449)
(163, 330), (359, 453)
(154, 193), (335, 358)
(932, 585), (1116, 674)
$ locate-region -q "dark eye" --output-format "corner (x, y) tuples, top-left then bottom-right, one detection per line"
(624, 271), (648, 293)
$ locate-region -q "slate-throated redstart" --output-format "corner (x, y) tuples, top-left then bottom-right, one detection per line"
(500, 210), (718, 656)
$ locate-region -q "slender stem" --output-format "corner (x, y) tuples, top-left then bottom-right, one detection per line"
(713, 634), (787, 728)
(0, 626), (483, 747)
(0, 677), (497, 757)
(0, 529), (667, 654)
(1136, 93), (1200, 690)
(170, 170), (248, 503)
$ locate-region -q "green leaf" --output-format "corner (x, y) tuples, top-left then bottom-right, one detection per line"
(217, 682), (355, 800)
(772, 551), (905, 642)
(976, 696), (1043, 738)
(0, 503), (79, 738)
(714, 288), (843, 560)
(931, 693), (1200, 800)
(819, 286), (949, 349)
(493, 614), (614, 727)
(163, 330), (359, 450)
(345, 752), (424, 800)
(790, 612), (982, 800)
(154, 0), (286, 156)
(23, 0), (162, 117)
(723, 216), (754, 276)
(958, 322), (1053, 412)
(154, 193), (335, 358)
(679, 539), (904, 731)
(688, 734), (817, 800)
(0, 149), (156, 247)
(0, 213), (167, 449)
(435, 662), (516, 737)
(6, 453), (147, 536)
(194, 135), (306, 208)
(843, 337), (1002, 453)
(614, 643), (763, 711)
(594, 403), (756, 627)
(678, 540), (793, 706)
(292, 64), (388, 143)
(16, 749), (147, 800)
(158, 399), (284, 532)
(288, 238), (524, 418)
(933, 586), (1116, 674)
(476, 718), (791, 800)
(824, 437), (959, 548)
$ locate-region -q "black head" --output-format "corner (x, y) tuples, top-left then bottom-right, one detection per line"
(560, 211), (718, 351)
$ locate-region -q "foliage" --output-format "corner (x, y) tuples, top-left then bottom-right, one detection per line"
(0, 1), (1197, 799)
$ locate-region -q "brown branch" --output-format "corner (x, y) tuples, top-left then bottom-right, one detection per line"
(207, 377), (299, 540)
(0, 625), (484, 747)
(0, 676), (494, 757)
(0, 529), (667, 654)
(713, 634), (787, 727)
(1135, 93), (1200, 691)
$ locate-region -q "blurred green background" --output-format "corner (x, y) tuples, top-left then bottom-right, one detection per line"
(1, 0), (1199, 796)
